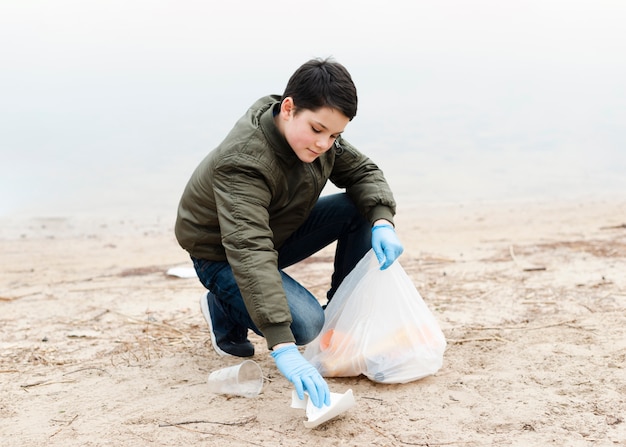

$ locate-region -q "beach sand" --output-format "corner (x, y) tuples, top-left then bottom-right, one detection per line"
(1, 198), (625, 446)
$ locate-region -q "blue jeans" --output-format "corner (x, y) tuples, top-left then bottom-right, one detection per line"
(192, 193), (370, 345)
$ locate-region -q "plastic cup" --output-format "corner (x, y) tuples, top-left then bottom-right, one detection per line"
(207, 360), (263, 398)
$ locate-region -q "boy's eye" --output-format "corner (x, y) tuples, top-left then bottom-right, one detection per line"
(311, 126), (339, 140)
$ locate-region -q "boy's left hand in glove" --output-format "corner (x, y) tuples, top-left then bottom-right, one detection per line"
(371, 223), (404, 270)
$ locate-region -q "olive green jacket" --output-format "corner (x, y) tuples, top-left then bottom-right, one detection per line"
(175, 95), (396, 348)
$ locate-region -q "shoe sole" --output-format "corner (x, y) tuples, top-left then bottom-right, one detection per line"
(199, 292), (232, 357)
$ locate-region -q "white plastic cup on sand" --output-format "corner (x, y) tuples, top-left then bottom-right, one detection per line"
(207, 360), (263, 398)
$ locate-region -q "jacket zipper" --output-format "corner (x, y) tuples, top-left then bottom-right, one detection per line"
(305, 162), (320, 207)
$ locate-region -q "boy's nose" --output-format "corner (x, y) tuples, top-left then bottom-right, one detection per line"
(316, 137), (331, 150)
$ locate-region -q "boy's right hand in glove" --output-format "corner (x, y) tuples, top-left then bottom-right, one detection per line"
(271, 343), (330, 408)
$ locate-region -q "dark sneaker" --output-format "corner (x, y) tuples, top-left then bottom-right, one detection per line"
(200, 292), (254, 358)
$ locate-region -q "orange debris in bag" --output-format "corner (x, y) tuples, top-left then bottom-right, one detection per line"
(320, 329), (354, 352)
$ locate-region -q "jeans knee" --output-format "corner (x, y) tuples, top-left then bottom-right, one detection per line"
(292, 307), (325, 346)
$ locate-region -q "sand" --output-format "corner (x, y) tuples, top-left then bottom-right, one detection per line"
(1, 198), (625, 446)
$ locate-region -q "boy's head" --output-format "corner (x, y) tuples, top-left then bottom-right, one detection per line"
(281, 58), (358, 121)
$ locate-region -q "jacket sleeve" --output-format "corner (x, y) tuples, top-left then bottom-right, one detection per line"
(329, 138), (397, 225)
(212, 152), (296, 349)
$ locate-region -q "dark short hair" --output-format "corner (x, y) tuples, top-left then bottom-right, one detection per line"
(281, 58), (358, 120)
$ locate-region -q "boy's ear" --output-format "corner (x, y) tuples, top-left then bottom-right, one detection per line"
(280, 97), (295, 117)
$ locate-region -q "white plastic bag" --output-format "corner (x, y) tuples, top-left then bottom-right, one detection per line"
(304, 250), (446, 383)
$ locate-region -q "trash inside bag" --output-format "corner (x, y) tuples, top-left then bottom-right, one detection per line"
(304, 250), (446, 383)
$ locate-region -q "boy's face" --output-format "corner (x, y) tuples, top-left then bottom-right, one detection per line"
(276, 97), (349, 163)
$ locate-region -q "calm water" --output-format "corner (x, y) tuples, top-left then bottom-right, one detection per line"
(2, 1), (625, 218)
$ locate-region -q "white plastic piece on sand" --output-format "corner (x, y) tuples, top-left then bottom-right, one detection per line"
(290, 389), (356, 428)
(165, 266), (197, 278)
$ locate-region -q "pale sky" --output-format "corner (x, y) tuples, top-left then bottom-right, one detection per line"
(1, 0), (625, 216)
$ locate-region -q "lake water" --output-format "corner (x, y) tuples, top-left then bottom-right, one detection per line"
(1, 1), (625, 218)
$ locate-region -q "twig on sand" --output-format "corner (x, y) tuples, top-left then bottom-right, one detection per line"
(63, 366), (111, 377)
(20, 379), (76, 389)
(82, 309), (110, 322)
(366, 422), (397, 444)
(159, 417), (262, 445)
(394, 437), (475, 446)
(20, 367), (111, 392)
(49, 414), (79, 438)
(448, 336), (510, 344)
(110, 310), (193, 343)
(469, 319), (577, 331)
(361, 396), (384, 402)
(521, 300), (557, 305)
(0, 293), (31, 301)
(600, 223), (626, 230)
(509, 245), (546, 271)
(159, 415), (256, 427)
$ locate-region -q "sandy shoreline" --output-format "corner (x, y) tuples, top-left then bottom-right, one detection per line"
(1, 197), (625, 446)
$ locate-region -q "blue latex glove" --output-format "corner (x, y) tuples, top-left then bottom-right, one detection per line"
(271, 344), (330, 408)
(371, 224), (404, 270)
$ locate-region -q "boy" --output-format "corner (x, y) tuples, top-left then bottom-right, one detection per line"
(175, 58), (403, 408)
